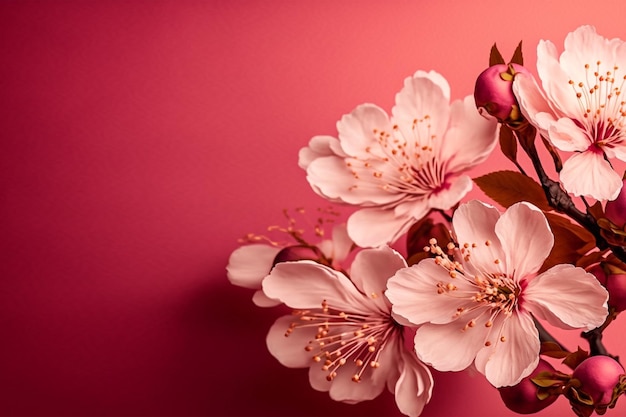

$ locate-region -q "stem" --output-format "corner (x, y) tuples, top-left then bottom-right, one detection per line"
(512, 124), (626, 264)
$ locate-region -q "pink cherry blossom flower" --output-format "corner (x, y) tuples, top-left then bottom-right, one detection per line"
(386, 200), (608, 387)
(226, 224), (353, 307)
(513, 25), (626, 200)
(299, 70), (498, 247)
(263, 246), (433, 417)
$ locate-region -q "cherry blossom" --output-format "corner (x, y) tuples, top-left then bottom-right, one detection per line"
(300, 70), (498, 247)
(226, 224), (353, 307)
(263, 246), (433, 417)
(514, 25), (626, 200)
(386, 200), (608, 387)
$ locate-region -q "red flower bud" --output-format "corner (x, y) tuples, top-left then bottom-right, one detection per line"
(605, 178), (626, 228)
(572, 355), (624, 406)
(499, 359), (559, 414)
(474, 63), (530, 122)
(589, 264), (626, 312)
(272, 245), (324, 266)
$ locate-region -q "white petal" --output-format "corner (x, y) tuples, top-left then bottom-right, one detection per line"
(426, 175), (472, 211)
(328, 223), (353, 264)
(266, 315), (318, 368)
(387, 259), (476, 325)
(392, 72), (451, 144)
(394, 348), (434, 417)
(252, 290), (281, 307)
(226, 244), (281, 289)
(349, 247), (407, 313)
(524, 264), (608, 330)
(337, 103), (392, 159)
(536, 39), (580, 118)
(298, 135), (345, 170)
(559, 151), (622, 200)
(328, 360), (387, 403)
(480, 312), (540, 387)
(452, 200), (506, 274)
(262, 261), (371, 313)
(414, 315), (489, 372)
(440, 95), (498, 174)
(548, 117), (592, 152)
(495, 202), (553, 279)
(347, 207), (414, 247)
(513, 73), (554, 137)
(306, 156), (397, 205)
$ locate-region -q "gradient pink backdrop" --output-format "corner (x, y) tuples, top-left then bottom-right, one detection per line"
(2, 1), (626, 416)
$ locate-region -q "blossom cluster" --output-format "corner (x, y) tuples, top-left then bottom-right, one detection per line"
(227, 25), (626, 417)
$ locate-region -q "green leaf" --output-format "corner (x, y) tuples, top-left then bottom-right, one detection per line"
(510, 41), (524, 65)
(473, 170), (552, 211)
(489, 43), (505, 66)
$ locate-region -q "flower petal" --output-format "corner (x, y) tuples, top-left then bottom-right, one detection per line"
(387, 259), (475, 325)
(478, 312), (540, 387)
(426, 175), (472, 211)
(452, 200), (506, 274)
(392, 71), (451, 144)
(414, 315), (489, 372)
(252, 290), (281, 307)
(349, 246), (407, 313)
(306, 156), (398, 205)
(513, 73), (554, 137)
(262, 260), (371, 313)
(559, 151), (622, 200)
(536, 39), (580, 118)
(337, 103), (392, 159)
(440, 95), (498, 174)
(226, 244), (281, 289)
(524, 264), (608, 330)
(328, 361), (387, 403)
(394, 348), (434, 417)
(298, 135), (345, 170)
(267, 315), (318, 368)
(548, 117), (592, 152)
(347, 207), (414, 247)
(495, 202), (554, 279)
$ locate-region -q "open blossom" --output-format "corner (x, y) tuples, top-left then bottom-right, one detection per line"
(513, 25), (626, 200)
(386, 200), (608, 387)
(226, 224), (353, 307)
(299, 70), (498, 247)
(263, 246), (433, 417)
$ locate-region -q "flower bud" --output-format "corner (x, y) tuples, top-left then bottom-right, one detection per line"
(572, 355), (624, 406)
(605, 178), (626, 228)
(589, 263), (626, 312)
(272, 245), (324, 266)
(474, 63), (530, 122)
(499, 359), (559, 414)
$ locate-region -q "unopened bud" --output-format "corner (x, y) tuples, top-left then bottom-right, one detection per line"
(499, 359), (559, 414)
(272, 245), (323, 266)
(589, 263), (626, 312)
(474, 63), (531, 122)
(572, 355), (624, 406)
(605, 178), (626, 228)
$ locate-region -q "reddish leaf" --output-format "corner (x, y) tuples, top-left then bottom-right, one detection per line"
(562, 346), (589, 370)
(498, 125), (518, 167)
(489, 43), (505, 66)
(541, 213), (596, 272)
(509, 40), (524, 65)
(473, 170), (551, 211)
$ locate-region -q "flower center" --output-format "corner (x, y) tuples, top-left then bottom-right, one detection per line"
(345, 116), (445, 199)
(285, 300), (399, 382)
(428, 238), (520, 346)
(568, 61), (626, 144)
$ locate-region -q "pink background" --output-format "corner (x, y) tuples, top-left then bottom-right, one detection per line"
(2, 1), (626, 416)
